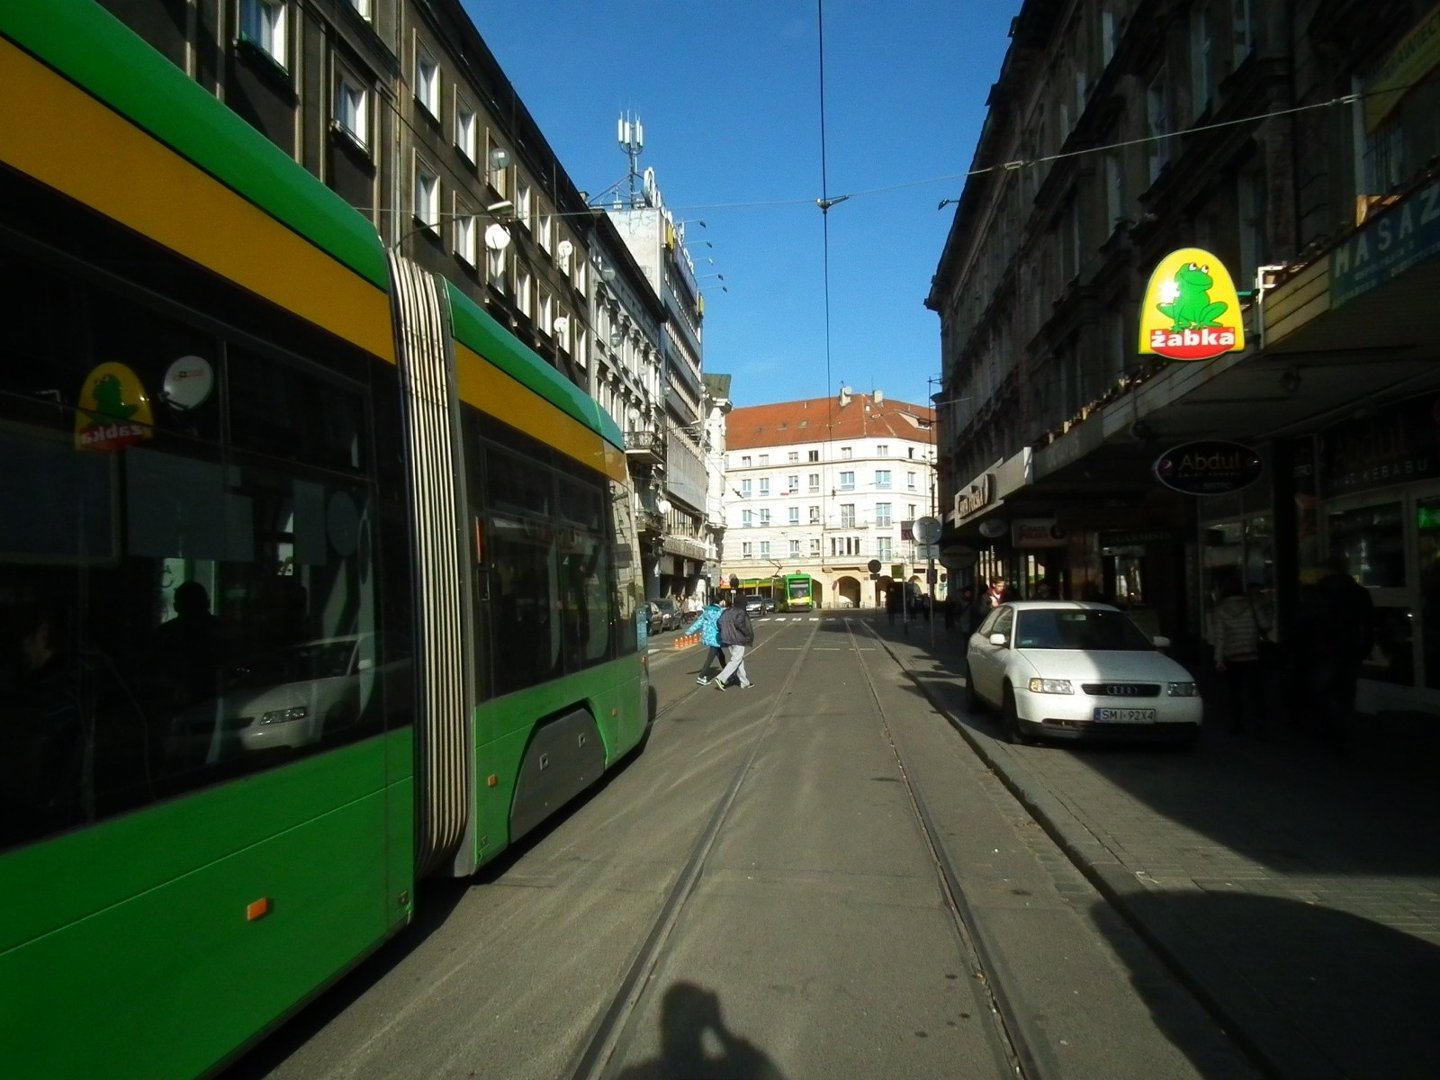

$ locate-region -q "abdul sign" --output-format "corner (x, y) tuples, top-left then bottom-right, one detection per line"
(1154, 441), (1263, 495)
(1138, 247), (1245, 362)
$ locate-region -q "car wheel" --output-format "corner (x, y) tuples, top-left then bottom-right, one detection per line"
(1001, 685), (1031, 746)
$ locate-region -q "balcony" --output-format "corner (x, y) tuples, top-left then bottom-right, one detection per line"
(624, 429), (665, 466)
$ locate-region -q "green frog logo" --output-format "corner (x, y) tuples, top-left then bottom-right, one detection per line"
(1157, 262), (1228, 331)
(74, 363), (154, 452)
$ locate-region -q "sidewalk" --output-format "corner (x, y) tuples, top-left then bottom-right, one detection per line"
(870, 613), (1440, 1080)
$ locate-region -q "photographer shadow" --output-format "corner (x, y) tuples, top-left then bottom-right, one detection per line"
(615, 981), (785, 1080)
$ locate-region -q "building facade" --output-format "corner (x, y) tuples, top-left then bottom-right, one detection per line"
(97, 0), (729, 606)
(929, 0), (1440, 715)
(722, 390), (937, 609)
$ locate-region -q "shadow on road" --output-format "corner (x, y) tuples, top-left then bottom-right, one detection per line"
(613, 981), (786, 1080)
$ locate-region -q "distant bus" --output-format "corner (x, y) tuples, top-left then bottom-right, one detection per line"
(780, 574), (815, 612)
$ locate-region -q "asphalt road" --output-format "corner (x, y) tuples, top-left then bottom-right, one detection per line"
(230, 613), (1256, 1080)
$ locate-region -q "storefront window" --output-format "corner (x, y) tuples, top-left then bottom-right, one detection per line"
(1328, 504), (1405, 587)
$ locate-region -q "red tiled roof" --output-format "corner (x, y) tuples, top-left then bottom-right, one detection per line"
(726, 394), (935, 450)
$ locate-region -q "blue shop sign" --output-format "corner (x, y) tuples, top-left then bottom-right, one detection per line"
(1330, 179), (1440, 307)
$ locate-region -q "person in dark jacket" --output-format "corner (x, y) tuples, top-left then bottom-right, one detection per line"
(712, 602), (754, 691)
(1302, 555), (1374, 745)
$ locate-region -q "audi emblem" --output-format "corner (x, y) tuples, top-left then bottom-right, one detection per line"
(1106, 685), (1139, 696)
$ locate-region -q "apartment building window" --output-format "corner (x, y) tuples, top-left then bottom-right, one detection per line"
(875, 470), (891, 489)
(516, 265), (532, 315)
(907, 471), (916, 490)
(808, 473), (820, 493)
(740, 479), (752, 497)
(838, 471), (854, 492)
(840, 504), (856, 528)
(1105, 152), (1125, 233)
(788, 507), (799, 526)
(414, 163), (439, 232)
(455, 100), (477, 163)
(786, 474), (799, 494)
(809, 507), (820, 525)
(453, 208), (477, 267)
(1231, 0), (1253, 70)
(539, 290), (552, 337)
(742, 510), (753, 528)
(810, 538), (821, 556)
(759, 509), (771, 526)
(877, 537), (892, 560)
(488, 232), (508, 292)
(876, 503), (892, 527)
(742, 542), (753, 558)
(789, 540), (800, 558)
(741, 456), (752, 468)
(335, 72), (369, 149)
(760, 541), (771, 558)
(241, 1), (288, 68)
(877, 444), (888, 456)
(830, 536), (862, 557)
(808, 450), (819, 462)
(759, 454), (769, 465)
(516, 179), (533, 231)
(787, 451), (799, 463)
(415, 46), (440, 119)
(1147, 67), (1172, 183)
(347, 0), (371, 19)
(840, 446), (852, 460)
(908, 504), (917, 519)
(759, 478), (770, 496)
(1190, 2), (1213, 119)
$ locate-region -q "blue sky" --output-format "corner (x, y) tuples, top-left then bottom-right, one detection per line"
(464, 1), (1022, 410)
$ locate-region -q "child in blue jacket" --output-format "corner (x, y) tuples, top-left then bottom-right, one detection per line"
(684, 598), (727, 684)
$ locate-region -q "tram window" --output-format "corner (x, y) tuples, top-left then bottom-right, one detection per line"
(0, 254), (82, 427)
(228, 343), (367, 474)
(489, 514), (560, 695)
(558, 528), (611, 670)
(558, 475), (603, 529)
(489, 447), (551, 516)
(82, 286), (222, 444)
(610, 480), (640, 657)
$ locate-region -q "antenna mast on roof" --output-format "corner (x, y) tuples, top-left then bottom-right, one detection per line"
(618, 113), (644, 208)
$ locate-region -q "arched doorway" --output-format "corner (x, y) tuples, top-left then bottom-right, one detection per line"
(834, 576), (861, 608)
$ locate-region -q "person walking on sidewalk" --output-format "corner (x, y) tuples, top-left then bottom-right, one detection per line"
(713, 600), (755, 691)
(684, 597), (727, 685)
(1212, 574), (1267, 736)
(1301, 554), (1374, 747)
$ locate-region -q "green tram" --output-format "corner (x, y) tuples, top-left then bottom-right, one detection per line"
(779, 574), (815, 612)
(0, 4), (650, 1076)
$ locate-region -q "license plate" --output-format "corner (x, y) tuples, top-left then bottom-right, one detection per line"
(1094, 708), (1157, 724)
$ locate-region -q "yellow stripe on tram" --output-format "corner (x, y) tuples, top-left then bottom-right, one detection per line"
(0, 38), (395, 363)
(453, 343), (626, 482)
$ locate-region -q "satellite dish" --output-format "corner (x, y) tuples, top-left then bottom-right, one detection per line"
(162, 355), (214, 411)
(552, 316), (570, 335)
(557, 239), (574, 259)
(484, 223), (511, 252)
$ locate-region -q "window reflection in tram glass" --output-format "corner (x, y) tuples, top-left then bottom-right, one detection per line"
(1327, 503), (1405, 587)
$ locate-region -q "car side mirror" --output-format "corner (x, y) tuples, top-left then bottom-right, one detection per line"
(1152, 635), (1171, 648)
(988, 632), (1008, 646)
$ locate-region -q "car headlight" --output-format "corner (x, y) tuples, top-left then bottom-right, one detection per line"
(258, 706), (309, 725)
(1027, 678), (1074, 694)
(1166, 682), (1199, 697)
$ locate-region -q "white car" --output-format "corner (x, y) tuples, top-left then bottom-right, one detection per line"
(169, 633), (410, 761)
(965, 601), (1201, 746)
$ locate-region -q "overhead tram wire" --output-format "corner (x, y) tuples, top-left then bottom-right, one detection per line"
(814, 0), (842, 562)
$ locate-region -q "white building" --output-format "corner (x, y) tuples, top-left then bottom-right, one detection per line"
(722, 389), (937, 608)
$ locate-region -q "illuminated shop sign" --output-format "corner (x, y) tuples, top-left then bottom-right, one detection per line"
(1138, 248), (1245, 362)
(74, 363), (154, 453)
(1153, 440), (1263, 495)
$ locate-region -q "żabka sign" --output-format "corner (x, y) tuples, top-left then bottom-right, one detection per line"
(1137, 247), (1245, 362)
(1154, 440), (1263, 496)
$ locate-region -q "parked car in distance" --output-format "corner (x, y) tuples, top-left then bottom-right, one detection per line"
(743, 595), (775, 615)
(965, 601), (1201, 747)
(651, 597), (680, 632)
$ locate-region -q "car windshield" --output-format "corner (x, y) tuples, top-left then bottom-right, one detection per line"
(1014, 609), (1155, 651)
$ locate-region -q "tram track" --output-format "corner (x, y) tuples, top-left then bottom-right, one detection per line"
(845, 619), (1042, 1080)
(566, 618), (1035, 1080)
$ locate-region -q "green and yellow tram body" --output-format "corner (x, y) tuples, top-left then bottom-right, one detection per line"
(0, 3), (648, 1076)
